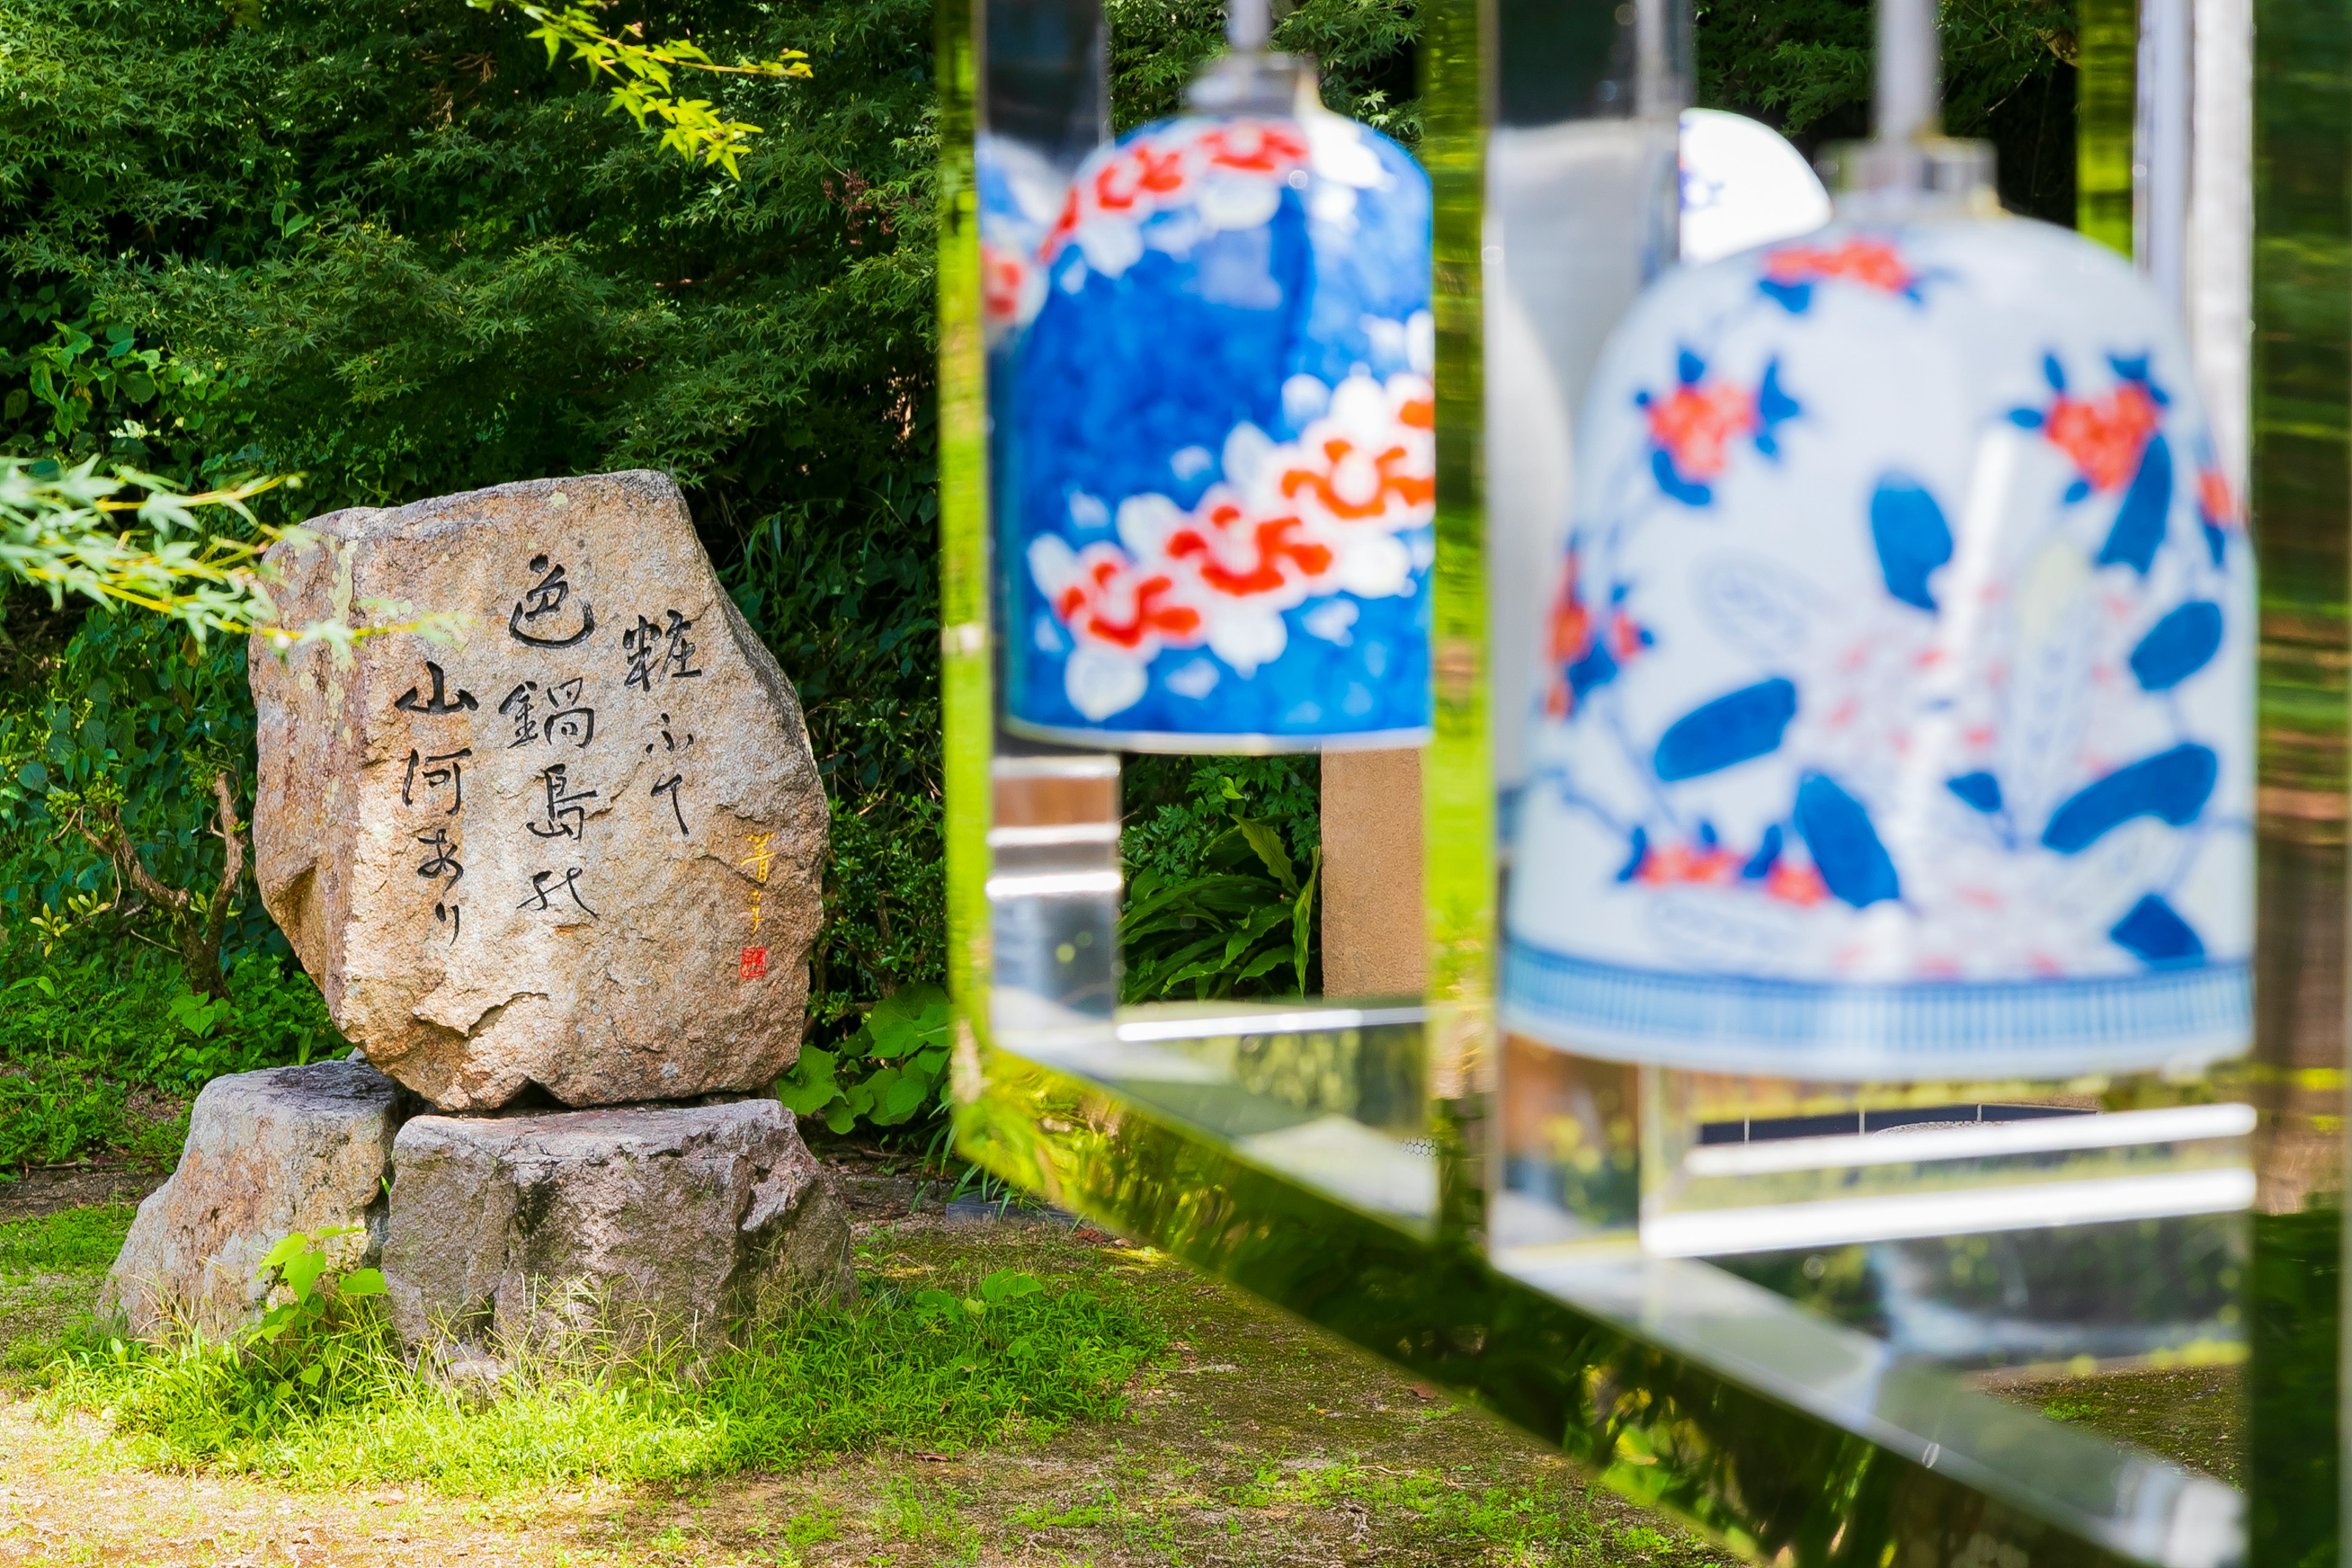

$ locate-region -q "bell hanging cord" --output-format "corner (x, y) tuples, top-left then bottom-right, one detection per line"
(1875, 0), (1941, 145)
(1227, 0), (1271, 54)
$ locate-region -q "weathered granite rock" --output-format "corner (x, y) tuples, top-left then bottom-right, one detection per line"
(380, 1098), (853, 1352)
(249, 471), (827, 1110)
(102, 1060), (405, 1339)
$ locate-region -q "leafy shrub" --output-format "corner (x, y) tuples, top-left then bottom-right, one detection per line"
(0, 940), (341, 1171)
(0, 606), (277, 967)
(778, 982), (954, 1134)
(1119, 756), (1321, 1003)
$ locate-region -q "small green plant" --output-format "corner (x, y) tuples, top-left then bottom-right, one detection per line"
(782, 1503), (843, 1547)
(777, 982), (952, 1134)
(912, 1268), (1047, 1361)
(249, 1227), (386, 1345)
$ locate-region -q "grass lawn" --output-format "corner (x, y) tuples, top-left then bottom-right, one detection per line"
(0, 1194), (1739, 1568)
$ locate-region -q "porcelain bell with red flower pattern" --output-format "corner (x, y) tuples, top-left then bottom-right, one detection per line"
(997, 34), (1434, 750)
(1502, 141), (2253, 1078)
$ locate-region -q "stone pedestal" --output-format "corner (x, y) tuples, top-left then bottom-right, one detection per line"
(381, 1098), (852, 1354)
(102, 1060), (406, 1339)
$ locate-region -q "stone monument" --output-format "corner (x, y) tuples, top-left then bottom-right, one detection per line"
(105, 472), (851, 1350)
(249, 469), (826, 1111)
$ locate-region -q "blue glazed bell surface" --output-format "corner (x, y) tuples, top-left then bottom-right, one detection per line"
(1502, 215), (2253, 1078)
(1002, 94), (1434, 750)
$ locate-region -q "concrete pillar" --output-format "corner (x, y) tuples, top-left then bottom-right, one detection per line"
(1318, 748), (1427, 997)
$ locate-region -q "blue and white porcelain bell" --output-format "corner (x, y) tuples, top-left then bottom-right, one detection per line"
(1001, 0), (1434, 750)
(1501, 0), (2253, 1079)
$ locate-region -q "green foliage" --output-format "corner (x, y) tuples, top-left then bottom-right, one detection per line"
(0, 459), (298, 638)
(50, 1254), (1163, 1490)
(1106, 0), (1422, 139)
(0, 943), (342, 1171)
(0, 605), (277, 961)
(0, 0), (942, 1068)
(481, 0), (815, 176)
(0, 1204), (136, 1277)
(1695, 0), (2078, 221)
(1119, 757), (1321, 1003)
(777, 981), (952, 1134)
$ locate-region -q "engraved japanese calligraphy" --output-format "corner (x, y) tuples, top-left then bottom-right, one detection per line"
(249, 472), (826, 1110)
(508, 553), (596, 648)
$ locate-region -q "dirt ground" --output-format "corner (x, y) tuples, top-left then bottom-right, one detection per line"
(0, 1155), (1736, 1568)
(0, 1165), (167, 1225)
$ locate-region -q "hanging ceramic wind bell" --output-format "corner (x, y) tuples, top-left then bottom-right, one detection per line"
(1001, 0), (1434, 750)
(1500, 0), (2253, 1079)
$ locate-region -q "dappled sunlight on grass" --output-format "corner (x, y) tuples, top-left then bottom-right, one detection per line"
(0, 1211), (1738, 1566)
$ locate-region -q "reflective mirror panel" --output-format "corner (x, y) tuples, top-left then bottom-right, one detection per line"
(2247, 0), (2352, 1547)
(930, 0), (2335, 1554)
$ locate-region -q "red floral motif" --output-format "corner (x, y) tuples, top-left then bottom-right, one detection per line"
(1762, 862), (1828, 907)
(1543, 561), (1646, 718)
(980, 243), (1026, 325)
(1645, 383), (1758, 483)
(1199, 123), (1310, 173)
(1054, 549), (1204, 650)
(1164, 500), (1332, 598)
(2197, 467), (2240, 527)
(1544, 571), (1593, 719)
(1046, 187), (1082, 252)
(1042, 120), (1309, 266)
(1091, 143), (1186, 213)
(2043, 382), (2160, 492)
(1634, 840), (1827, 907)
(1761, 238), (1915, 295)
(1280, 435), (1435, 522)
(1636, 842), (1742, 887)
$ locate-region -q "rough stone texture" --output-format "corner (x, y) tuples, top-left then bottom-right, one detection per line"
(380, 1098), (853, 1352)
(101, 1061), (406, 1339)
(249, 471), (827, 1110)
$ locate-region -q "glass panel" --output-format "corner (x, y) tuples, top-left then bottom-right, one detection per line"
(2245, 0), (2352, 1542)
(938, 0), (2310, 1553)
(2078, 0), (2138, 255)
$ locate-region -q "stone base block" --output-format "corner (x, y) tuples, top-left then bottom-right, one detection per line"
(382, 1098), (852, 1354)
(102, 1060), (407, 1339)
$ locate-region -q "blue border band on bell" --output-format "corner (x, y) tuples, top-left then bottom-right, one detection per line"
(1502, 948), (2251, 1078)
(1002, 108), (1436, 752)
(1501, 216), (2255, 1077)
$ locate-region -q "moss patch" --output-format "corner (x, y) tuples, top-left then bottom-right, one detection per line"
(1986, 1362), (2243, 1486)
